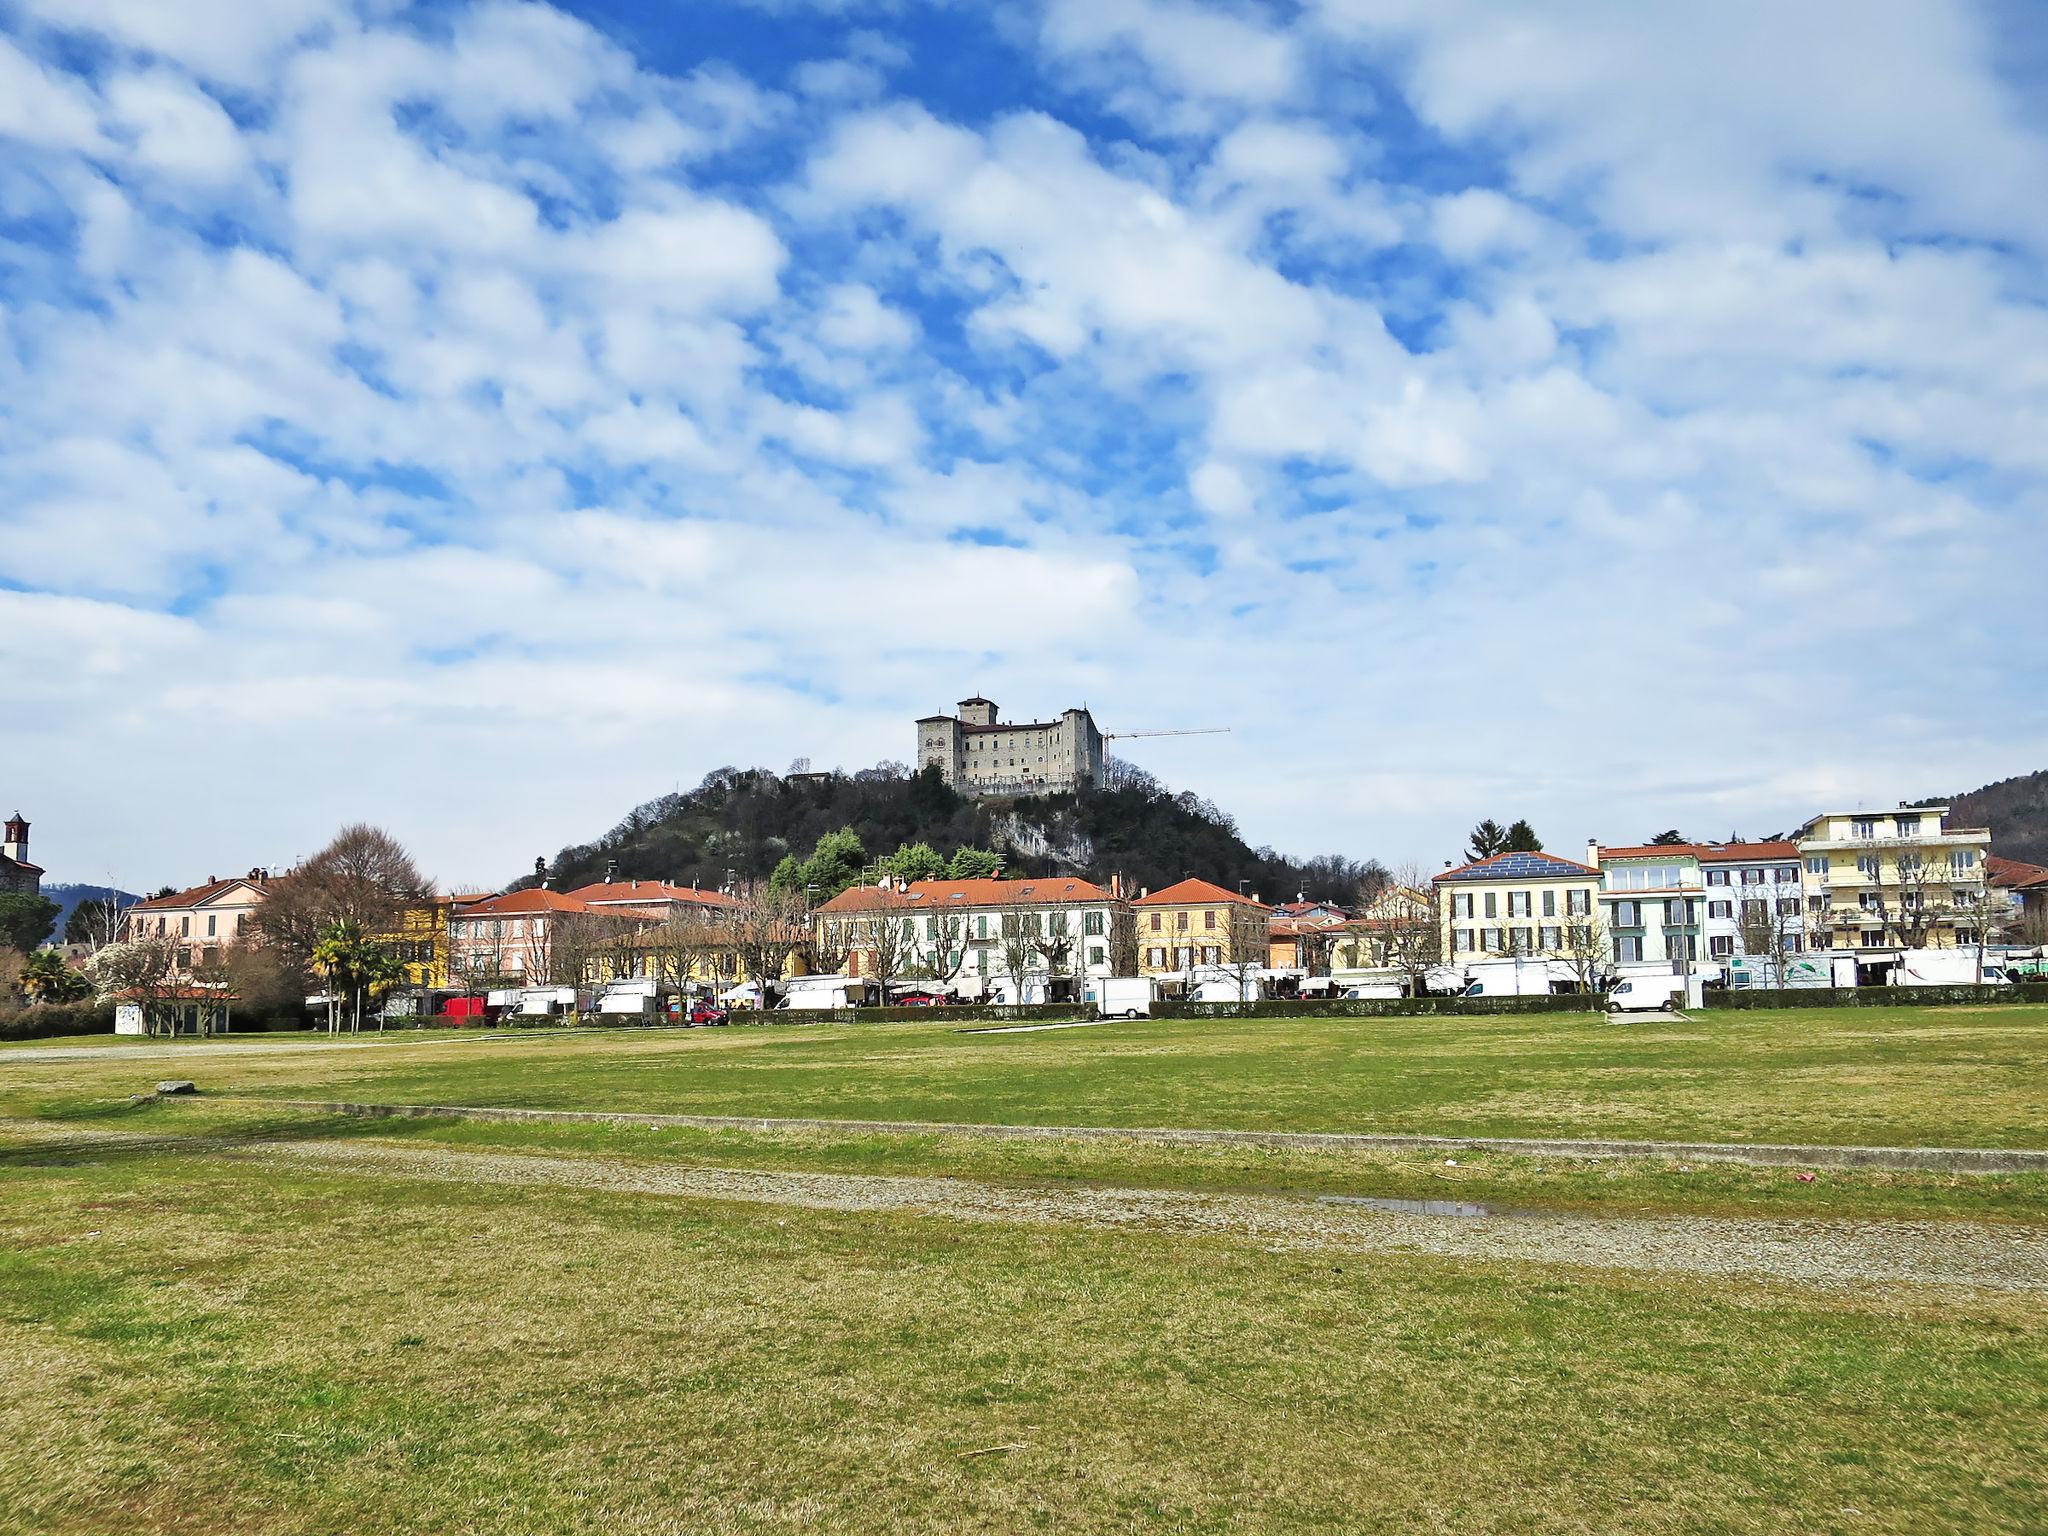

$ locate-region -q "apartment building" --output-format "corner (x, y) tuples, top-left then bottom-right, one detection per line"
(915, 697), (1108, 797)
(123, 873), (270, 971)
(1796, 804), (1992, 950)
(1700, 842), (1806, 961)
(1132, 878), (1271, 974)
(445, 888), (609, 986)
(1585, 843), (1705, 967)
(1436, 851), (1601, 960)
(815, 875), (1131, 995)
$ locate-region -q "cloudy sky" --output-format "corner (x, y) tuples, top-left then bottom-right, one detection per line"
(5, 0), (2046, 892)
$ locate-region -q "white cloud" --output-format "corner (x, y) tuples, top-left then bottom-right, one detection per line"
(2, 0), (2044, 893)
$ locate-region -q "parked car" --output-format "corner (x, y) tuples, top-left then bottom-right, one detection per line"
(895, 992), (947, 1007)
(686, 1003), (729, 1026)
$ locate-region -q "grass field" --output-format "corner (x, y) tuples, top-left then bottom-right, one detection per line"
(5, 1006), (2047, 1533)
(8, 1003), (2048, 1147)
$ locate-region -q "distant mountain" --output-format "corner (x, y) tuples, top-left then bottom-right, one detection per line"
(531, 762), (1383, 905)
(41, 882), (140, 937)
(1947, 771), (2048, 866)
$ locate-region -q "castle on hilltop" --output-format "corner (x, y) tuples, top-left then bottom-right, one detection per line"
(915, 697), (1106, 798)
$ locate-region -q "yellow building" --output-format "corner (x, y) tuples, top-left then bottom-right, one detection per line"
(1795, 804), (1992, 950)
(379, 896), (480, 991)
(1131, 878), (1270, 973)
(1435, 851), (1602, 960)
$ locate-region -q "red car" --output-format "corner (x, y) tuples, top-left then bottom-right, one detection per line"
(894, 992), (948, 1007)
(685, 1003), (729, 1026)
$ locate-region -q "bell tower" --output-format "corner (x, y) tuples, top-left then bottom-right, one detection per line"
(2, 813), (26, 866)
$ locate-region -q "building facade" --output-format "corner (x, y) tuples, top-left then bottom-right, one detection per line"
(1699, 842), (1806, 962)
(1131, 878), (1271, 974)
(1436, 851), (1602, 961)
(815, 875), (1133, 996)
(1796, 804), (1992, 950)
(1, 813), (40, 895)
(1585, 843), (1705, 968)
(446, 889), (605, 987)
(915, 697), (1107, 797)
(122, 874), (270, 973)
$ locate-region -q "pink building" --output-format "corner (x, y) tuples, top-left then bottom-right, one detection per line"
(123, 872), (270, 970)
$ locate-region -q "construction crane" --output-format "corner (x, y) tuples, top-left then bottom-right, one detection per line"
(1104, 727), (1231, 742)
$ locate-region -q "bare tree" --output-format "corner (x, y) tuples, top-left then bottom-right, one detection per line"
(65, 895), (131, 955)
(1033, 910), (1077, 1004)
(852, 907), (913, 1002)
(1889, 852), (1952, 949)
(996, 908), (1037, 1003)
(731, 884), (811, 1010)
(257, 825), (429, 980)
(1560, 908), (1609, 996)
(1365, 868), (1442, 997)
(89, 935), (190, 1035)
(924, 913), (970, 994)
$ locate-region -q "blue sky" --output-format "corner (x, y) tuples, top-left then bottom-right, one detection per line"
(4, 0), (2046, 891)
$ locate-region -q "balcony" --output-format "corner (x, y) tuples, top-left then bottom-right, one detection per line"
(1800, 826), (1989, 855)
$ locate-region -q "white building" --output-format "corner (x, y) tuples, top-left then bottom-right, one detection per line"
(915, 697), (1107, 797)
(1586, 842), (1705, 968)
(814, 874), (1133, 999)
(1699, 841), (1807, 962)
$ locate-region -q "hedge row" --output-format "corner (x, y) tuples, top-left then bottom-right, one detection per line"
(0, 1000), (116, 1041)
(1705, 982), (2048, 1009)
(1150, 994), (1606, 1019)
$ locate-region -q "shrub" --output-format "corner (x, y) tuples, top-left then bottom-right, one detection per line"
(1705, 982), (2048, 1009)
(1149, 995), (1605, 1019)
(0, 999), (116, 1041)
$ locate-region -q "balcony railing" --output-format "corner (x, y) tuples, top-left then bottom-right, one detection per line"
(1800, 827), (1989, 854)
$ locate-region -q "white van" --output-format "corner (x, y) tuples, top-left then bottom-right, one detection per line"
(1608, 974), (1685, 1012)
(1097, 977), (1157, 1019)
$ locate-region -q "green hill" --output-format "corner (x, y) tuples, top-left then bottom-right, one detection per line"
(532, 762), (1381, 904)
(1947, 770), (2048, 865)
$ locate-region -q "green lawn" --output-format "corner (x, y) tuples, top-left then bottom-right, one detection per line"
(6, 1006), (2048, 1532)
(6, 1005), (2047, 1148)
(4, 1141), (2046, 1535)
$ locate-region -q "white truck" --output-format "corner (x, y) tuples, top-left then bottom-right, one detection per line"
(1455, 959), (1584, 998)
(1889, 948), (2008, 987)
(774, 975), (879, 1011)
(1095, 977), (1157, 1019)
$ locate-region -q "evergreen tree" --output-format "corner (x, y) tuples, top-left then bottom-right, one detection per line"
(945, 847), (1005, 880)
(1648, 829), (1687, 846)
(1467, 820), (1510, 860)
(1503, 820), (1543, 853)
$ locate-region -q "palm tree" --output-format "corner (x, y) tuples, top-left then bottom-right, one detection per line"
(312, 921), (362, 1034)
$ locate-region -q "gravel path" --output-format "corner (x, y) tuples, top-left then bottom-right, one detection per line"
(10, 1117), (2044, 1293)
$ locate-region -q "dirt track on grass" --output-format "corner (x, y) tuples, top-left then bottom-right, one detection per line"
(10, 1117), (2044, 1294)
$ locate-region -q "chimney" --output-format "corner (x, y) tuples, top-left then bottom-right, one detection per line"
(1586, 839), (1601, 868)
(1139, 886), (1149, 899)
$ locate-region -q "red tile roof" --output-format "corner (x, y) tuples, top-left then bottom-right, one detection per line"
(1696, 841), (1800, 862)
(130, 877), (266, 911)
(1131, 877), (1268, 909)
(816, 876), (1111, 914)
(564, 880), (741, 909)
(456, 888), (596, 917)
(1988, 855), (2048, 890)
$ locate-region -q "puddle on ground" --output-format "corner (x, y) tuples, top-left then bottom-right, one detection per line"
(1317, 1194), (1495, 1218)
